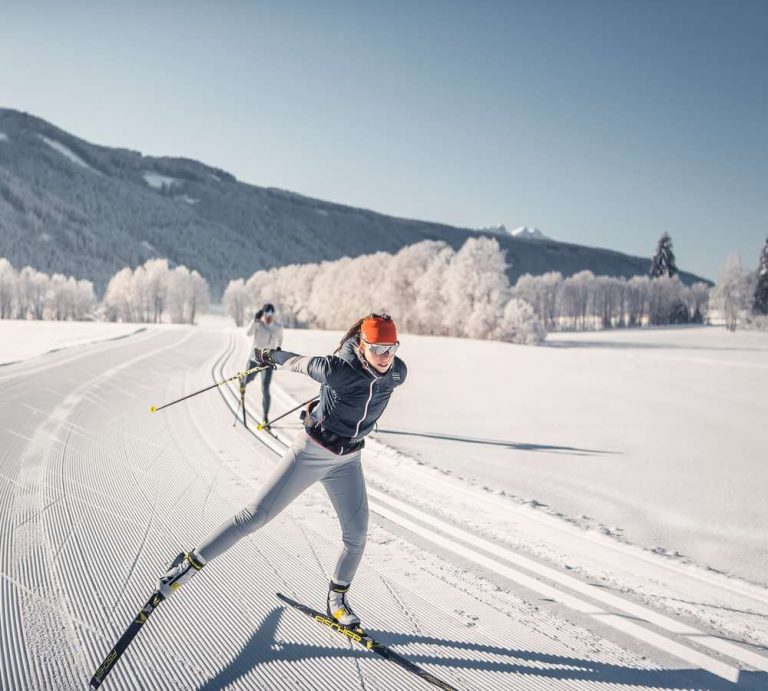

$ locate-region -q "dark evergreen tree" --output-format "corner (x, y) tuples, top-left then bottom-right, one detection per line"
(669, 300), (690, 324)
(752, 237), (768, 315)
(649, 233), (678, 278)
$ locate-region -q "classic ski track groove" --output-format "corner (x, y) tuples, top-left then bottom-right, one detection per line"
(3, 329), (200, 691)
(373, 442), (768, 609)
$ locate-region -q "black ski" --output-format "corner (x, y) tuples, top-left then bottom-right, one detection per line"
(90, 590), (165, 689)
(276, 592), (458, 690)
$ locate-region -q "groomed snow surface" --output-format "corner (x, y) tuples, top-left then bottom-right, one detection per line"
(1, 318), (766, 690)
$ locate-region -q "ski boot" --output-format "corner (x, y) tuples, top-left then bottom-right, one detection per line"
(158, 550), (205, 598)
(327, 580), (361, 630)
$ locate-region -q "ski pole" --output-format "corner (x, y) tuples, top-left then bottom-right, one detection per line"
(240, 376), (248, 429)
(257, 396), (319, 431)
(150, 365), (270, 414)
(232, 373), (246, 428)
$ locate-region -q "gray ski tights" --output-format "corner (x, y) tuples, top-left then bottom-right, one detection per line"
(196, 430), (368, 583)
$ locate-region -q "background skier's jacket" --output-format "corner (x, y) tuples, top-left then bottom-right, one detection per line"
(272, 337), (407, 442)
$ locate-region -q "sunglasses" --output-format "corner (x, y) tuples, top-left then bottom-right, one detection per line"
(362, 340), (399, 357)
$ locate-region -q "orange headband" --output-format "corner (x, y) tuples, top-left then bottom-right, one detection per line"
(361, 317), (397, 344)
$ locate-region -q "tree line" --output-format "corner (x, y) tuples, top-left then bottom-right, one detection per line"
(224, 233), (768, 341)
(0, 258), (96, 320)
(224, 237), (547, 344)
(4, 233), (767, 337)
(0, 257), (209, 324)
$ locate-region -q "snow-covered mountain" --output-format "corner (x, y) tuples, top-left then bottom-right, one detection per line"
(0, 108), (709, 296)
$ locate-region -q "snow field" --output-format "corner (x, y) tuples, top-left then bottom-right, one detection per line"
(1, 319), (767, 688)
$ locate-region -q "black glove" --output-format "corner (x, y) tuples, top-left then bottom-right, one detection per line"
(255, 348), (277, 369)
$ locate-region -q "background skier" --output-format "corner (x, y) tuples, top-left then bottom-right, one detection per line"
(244, 303), (284, 425)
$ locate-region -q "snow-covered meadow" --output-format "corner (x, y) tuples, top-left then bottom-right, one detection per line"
(1, 317), (767, 689)
(0, 319), (149, 366)
(276, 324), (768, 586)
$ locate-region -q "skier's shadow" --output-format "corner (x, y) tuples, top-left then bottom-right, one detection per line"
(374, 428), (614, 457)
(198, 607), (762, 690)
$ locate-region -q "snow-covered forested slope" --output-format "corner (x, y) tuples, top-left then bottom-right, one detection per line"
(1, 321), (766, 689)
(0, 108), (710, 297)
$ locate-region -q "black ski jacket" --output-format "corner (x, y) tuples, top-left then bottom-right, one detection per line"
(271, 337), (407, 443)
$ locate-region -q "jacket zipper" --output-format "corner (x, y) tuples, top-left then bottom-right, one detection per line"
(354, 375), (376, 439)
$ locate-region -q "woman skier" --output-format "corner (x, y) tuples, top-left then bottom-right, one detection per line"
(244, 303), (284, 425)
(157, 313), (406, 629)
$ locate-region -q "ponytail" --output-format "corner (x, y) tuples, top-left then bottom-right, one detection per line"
(335, 318), (365, 354)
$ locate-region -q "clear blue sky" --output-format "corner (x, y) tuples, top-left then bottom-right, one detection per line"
(2, 0), (766, 280)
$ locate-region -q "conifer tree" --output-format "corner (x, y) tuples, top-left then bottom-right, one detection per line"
(649, 233), (678, 278)
(752, 237), (768, 315)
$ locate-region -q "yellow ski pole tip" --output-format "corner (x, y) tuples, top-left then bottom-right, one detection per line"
(150, 406), (156, 413)
(256, 424), (263, 430)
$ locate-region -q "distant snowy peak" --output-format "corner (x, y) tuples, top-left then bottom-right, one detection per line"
(511, 226), (549, 241)
(477, 223), (509, 235)
(477, 224), (550, 241)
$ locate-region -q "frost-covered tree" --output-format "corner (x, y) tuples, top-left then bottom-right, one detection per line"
(306, 257), (356, 329)
(591, 276), (626, 328)
(130, 265), (152, 323)
(441, 237), (509, 338)
(0, 257), (16, 318)
(712, 255), (749, 330)
(103, 267), (136, 322)
(223, 278), (248, 326)
(189, 270), (209, 324)
(167, 266), (192, 323)
(511, 272), (562, 330)
(689, 282), (710, 323)
(626, 275), (650, 327)
(102, 258), (205, 324)
(493, 299), (546, 344)
(165, 266), (209, 324)
(413, 243), (454, 335)
(19, 266), (48, 320)
(649, 233), (678, 278)
(559, 271), (594, 329)
(73, 279), (96, 320)
(47, 274), (72, 320)
(15, 266), (30, 319)
(648, 276), (689, 325)
(271, 262), (321, 327)
(753, 237), (768, 315)
(244, 270), (273, 318)
(380, 241), (449, 333)
(0, 259), (93, 321)
(145, 258), (169, 323)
